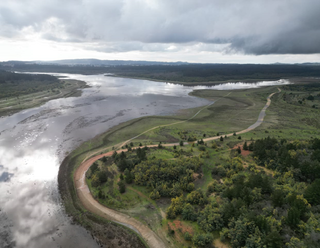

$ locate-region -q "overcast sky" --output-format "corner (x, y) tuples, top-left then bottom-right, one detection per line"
(0, 0), (319, 63)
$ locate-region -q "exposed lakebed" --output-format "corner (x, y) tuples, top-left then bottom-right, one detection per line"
(0, 74), (289, 247)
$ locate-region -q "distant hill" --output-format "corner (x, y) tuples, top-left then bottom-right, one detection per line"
(1, 59), (189, 67)
(1, 60), (320, 84)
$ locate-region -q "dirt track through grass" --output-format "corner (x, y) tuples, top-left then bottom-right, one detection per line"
(74, 88), (280, 248)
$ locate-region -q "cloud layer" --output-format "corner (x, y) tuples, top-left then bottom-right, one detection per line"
(0, 0), (320, 56)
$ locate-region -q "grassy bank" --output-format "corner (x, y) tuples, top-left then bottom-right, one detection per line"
(0, 79), (88, 117)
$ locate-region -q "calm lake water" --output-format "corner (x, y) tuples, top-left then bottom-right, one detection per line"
(0, 74), (289, 247)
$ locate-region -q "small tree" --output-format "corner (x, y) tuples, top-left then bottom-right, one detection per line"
(119, 174), (124, 181)
(124, 169), (133, 184)
(233, 132), (236, 136)
(180, 140), (184, 146)
(220, 136), (224, 142)
(249, 142), (254, 151)
(243, 141), (248, 150)
(101, 156), (107, 163)
(238, 136), (241, 140)
(118, 181), (126, 193)
(173, 145), (177, 150)
(111, 151), (118, 159)
(237, 146), (241, 154)
(184, 232), (192, 241)
(168, 224), (175, 236)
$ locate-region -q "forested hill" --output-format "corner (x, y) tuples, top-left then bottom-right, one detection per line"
(2, 62), (320, 84)
(0, 70), (60, 99)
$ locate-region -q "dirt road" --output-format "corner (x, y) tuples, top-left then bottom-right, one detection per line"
(74, 88), (280, 248)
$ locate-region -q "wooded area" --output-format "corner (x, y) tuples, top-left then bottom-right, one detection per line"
(0, 70), (61, 99)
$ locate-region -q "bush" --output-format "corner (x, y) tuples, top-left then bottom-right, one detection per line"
(184, 232), (192, 241)
(192, 233), (213, 247)
(117, 181), (126, 193)
(198, 146), (206, 151)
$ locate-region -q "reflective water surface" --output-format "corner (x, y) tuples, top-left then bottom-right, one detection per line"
(0, 75), (289, 247)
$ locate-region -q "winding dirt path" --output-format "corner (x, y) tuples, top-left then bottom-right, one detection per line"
(74, 88), (281, 248)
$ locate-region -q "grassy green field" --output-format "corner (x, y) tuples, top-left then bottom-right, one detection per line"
(0, 79), (88, 116)
(75, 82), (320, 161)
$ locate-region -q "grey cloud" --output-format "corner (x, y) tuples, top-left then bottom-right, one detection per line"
(0, 0), (319, 55)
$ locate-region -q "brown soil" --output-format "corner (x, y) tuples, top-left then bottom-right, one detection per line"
(232, 144), (252, 157)
(168, 220), (194, 244)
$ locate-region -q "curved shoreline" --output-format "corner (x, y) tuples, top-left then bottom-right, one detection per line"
(74, 88), (281, 248)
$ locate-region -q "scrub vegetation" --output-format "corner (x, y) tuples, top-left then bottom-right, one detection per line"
(0, 70), (88, 116)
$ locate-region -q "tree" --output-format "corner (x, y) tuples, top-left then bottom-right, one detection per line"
(237, 146), (241, 154)
(91, 162), (99, 174)
(243, 141), (248, 151)
(220, 136), (224, 141)
(167, 224), (175, 236)
(184, 232), (192, 241)
(286, 237), (307, 248)
(130, 142), (134, 147)
(173, 145), (177, 150)
(180, 140), (184, 146)
(192, 233), (213, 247)
(249, 142), (254, 151)
(98, 171), (108, 184)
(112, 151), (117, 159)
(149, 190), (160, 200)
(117, 181), (126, 193)
(271, 189), (285, 207)
(182, 203), (197, 221)
(238, 136), (242, 140)
(117, 158), (128, 172)
(286, 207), (301, 228)
(233, 132), (237, 136)
(305, 179), (320, 205)
(119, 174), (124, 180)
(124, 169), (133, 184)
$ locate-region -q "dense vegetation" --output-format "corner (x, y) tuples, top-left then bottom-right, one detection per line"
(0, 70), (61, 98)
(87, 136), (320, 248)
(165, 138), (320, 247)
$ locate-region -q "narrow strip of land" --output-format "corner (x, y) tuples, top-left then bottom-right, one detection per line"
(74, 88), (280, 248)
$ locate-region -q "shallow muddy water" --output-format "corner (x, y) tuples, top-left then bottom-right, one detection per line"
(0, 74), (289, 247)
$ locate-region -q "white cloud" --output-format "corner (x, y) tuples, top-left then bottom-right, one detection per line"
(0, 0), (320, 62)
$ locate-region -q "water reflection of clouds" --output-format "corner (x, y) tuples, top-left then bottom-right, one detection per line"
(193, 79), (291, 90)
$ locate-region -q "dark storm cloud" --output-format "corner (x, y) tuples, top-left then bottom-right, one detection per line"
(0, 0), (319, 55)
